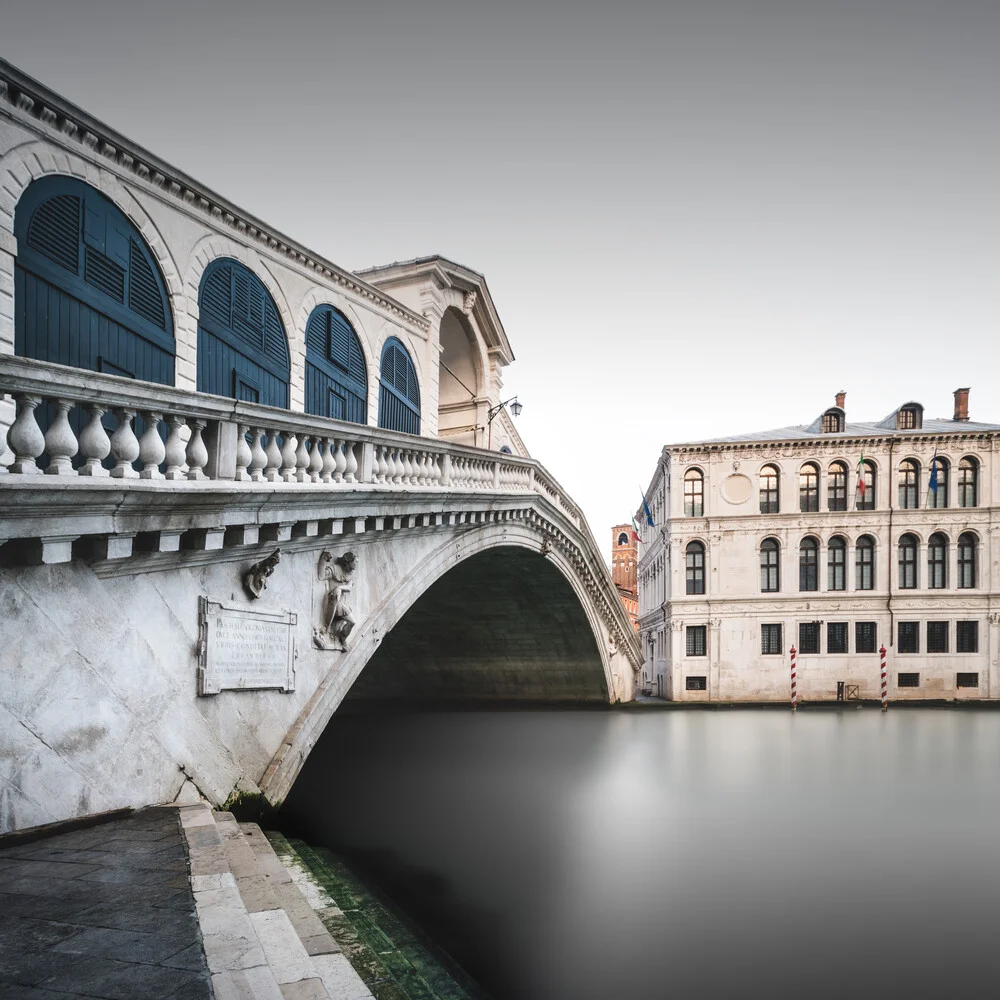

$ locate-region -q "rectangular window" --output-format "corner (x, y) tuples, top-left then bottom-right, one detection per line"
(686, 625), (707, 657)
(897, 672), (920, 688)
(956, 672), (979, 689)
(685, 675), (707, 691)
(927, 621), (949, 653)
(898, 621), (919, 654)
(827, 622), (848, 654)
(798, 622), (820, 655)
(855, 621), (877, 654)
(956, 621), (979, 653)
(761, 623), (783, 655)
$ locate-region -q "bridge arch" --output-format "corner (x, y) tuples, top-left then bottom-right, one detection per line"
(260, 521), (620, 805)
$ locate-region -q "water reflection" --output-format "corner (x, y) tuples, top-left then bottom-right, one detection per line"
(282, 708), (1000, 999)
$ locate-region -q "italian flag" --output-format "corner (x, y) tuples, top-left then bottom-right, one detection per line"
(630, 515), (642, 542)
(856, 453), (866, 497)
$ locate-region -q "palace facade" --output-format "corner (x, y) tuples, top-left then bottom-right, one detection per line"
(637, 390), (1000, 702)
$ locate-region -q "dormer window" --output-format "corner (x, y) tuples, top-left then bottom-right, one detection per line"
(821, 408), (845, 433)
(896, 404), (922, 430)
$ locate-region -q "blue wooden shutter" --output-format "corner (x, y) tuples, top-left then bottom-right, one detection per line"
(26, 194), (80, 273)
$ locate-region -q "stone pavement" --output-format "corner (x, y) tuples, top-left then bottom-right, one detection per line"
(0, 807), (211, 999)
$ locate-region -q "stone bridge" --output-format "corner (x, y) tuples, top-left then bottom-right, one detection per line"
(0, 357), (641, 834)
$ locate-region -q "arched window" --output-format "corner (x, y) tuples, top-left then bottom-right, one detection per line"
(828, 535), (846, 591)
(684, 468), (704, 517)
(617, 532), (629, 546)
(799, 463), (819, 512)
(304, 305), (367, 422)
(928, 532), (948, 589)
(378, 337), (421, 434)
(799, 537), (819, 591)
(898, 533), (918, 589)
(898, 459), (920, 509)
(928, 456), (949, 509)
(958, 532), (977, 589)
(821, 408), (844, 433)
(14, 176), (174, 386)
(828, 461), (848, 511)
(958, 457), (979, 508)
(760, 465), (780, 513)
(685, 541), (705, 595)
(858, 459), (877, 510)
(856, 534), (875, 590)
(760, 538), (780, 593)
(197, 259), (289, 406)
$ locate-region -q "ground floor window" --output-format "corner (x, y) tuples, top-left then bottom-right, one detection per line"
(798, 622), (820, 655)
(927, 621), (949, 653)
(956, 621), (979, 653)
(898, 621), (919, 653)
(686, 625), (707, 657)
(827, 622), (848, 654)
(897, 672), (920, 688)
(761, 623), (783, 655)
(685, 675), (707, 691)
(956, 672), (979, 688)
(855, 621), (877, 653)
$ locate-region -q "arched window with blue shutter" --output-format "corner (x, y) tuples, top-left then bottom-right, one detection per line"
(197, 259), (289, 407)
(378, 337), (420, 435)
(14, 176), (174, 383)
(304, 305), (367, 422)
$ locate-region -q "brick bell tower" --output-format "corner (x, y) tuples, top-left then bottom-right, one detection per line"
(611, 524), (638, 632)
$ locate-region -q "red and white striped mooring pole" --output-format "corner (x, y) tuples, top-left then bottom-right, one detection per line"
(880, 644), (887, 712)
(790, 645), (797, 711)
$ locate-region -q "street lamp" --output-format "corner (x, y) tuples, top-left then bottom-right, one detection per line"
(486, 396), (523, 449)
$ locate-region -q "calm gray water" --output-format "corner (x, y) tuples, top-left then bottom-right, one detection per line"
(283, 707), (1000, 999)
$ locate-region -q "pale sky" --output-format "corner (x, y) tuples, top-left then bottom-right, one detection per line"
(4, 0), (998, 549)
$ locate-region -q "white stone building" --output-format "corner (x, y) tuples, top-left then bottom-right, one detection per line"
(637, 390), (1000, 702)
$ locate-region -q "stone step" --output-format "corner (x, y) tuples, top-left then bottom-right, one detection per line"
(266, 833), (478, 1000)
(178, 803), (373, 1000)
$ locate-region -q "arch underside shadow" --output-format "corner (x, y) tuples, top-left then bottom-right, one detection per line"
(345, 547), (609, 705)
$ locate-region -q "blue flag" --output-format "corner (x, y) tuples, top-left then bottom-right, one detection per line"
(928, 448), (939, 500)
(640, 490), (654, 527)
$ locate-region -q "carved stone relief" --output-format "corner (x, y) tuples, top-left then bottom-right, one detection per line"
(313, 550), (358, 652)
(243, 548), (281, 600)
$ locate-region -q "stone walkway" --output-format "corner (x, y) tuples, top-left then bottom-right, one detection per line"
(0, 807), (211, 999)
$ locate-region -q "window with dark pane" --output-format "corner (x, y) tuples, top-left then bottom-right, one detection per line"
(686, 626), (707, 657)
(928, 533), (948, 589)
(898, 459), (920, 509)
(760, 538), (780, 593)
(855, 621), (877, 653)
(855, 535), (875, 590)
(898, 621), (919, 653)
(799, 462), (819, 512)
(821, 410), (844, 433)
(799, 537), (819, 592)
(956, 672), (979, 688)
(897, 672), (920, 688)
(761, 623), (783, 655)
(684, 468), (704, 517)
(898, 534), (918, 589)
(958, 533), (977, 589)
(828, 535), (846, 591)
(685, 676), (707, 691)
(759, 465), (780, 513)
(928, 457), (949, 509)
(926, 621), (949, 653)
(956, 621), (979, 653)
(827, 622), (848, 654)
(828, 461), (848, 510)
(858, 459), (877, 510)
(798, 621), (820, 655)
(958, 457), (978, 508)
(896, 407), (920, 430)
(685, 541), (706, 595)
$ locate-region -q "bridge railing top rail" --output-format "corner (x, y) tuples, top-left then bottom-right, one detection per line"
(0, 356), (579, 525)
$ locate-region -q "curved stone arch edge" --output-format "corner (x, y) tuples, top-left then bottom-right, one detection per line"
(259, 522), (621, 806)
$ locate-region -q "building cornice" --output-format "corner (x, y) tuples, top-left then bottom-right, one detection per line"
(0, 58), (429, 333)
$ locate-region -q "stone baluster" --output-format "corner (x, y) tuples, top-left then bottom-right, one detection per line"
(320, 438), (337, 483)
(110, 409), (140, 479)
(78, 405), (112, 477)
(280, 432), (298, 482)
(439, 453), (451, 487)
(264, 430), (282, 482)
(235, 425), (252, 482)
(248, 428), (267, 482)
(294, 435), (311, 483)
(400, 450), (412, 485)
(392, 448), (404, 485)
(430, 452), (443, 486)
(163, 415), (187, 480)
(185, 418), (209, 481)
(376, 445), (388, 483)
(343, 441), (358, 483)
(332, 439), (346, 482)
(308, 437), (324, 483)
(138, 411), (165, 480)
(416, 451), (428, 486)
(8, 394), (45, 474)
(44, 399), (78, 476)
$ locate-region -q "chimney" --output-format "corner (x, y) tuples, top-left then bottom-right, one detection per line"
(835, 390), (846, 409)
(954, 387), (970, 422)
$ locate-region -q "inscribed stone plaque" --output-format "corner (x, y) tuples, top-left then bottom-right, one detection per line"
(198, 597), (297, 695)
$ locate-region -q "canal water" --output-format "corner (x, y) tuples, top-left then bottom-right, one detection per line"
(281, 707), (1000, 999)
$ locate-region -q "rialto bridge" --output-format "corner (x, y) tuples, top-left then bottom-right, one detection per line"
(0, 60), (641, 835)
